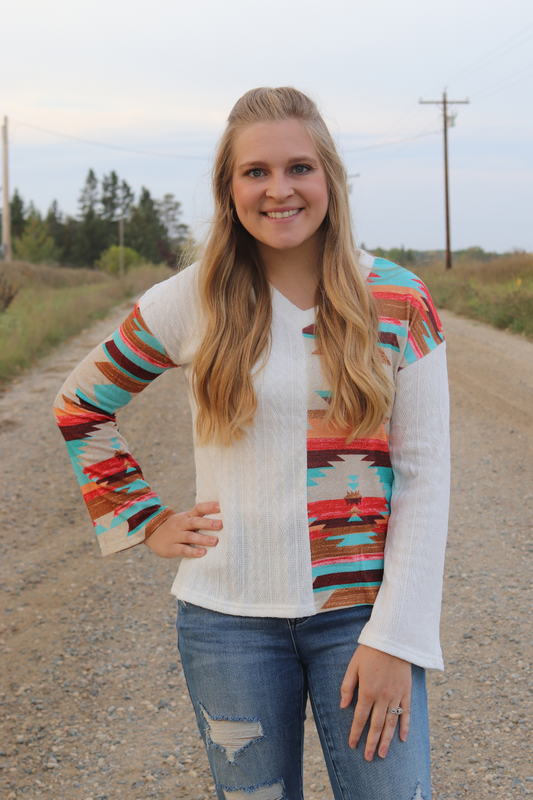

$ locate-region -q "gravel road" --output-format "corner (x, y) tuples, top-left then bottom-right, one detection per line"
(1, 300), (532, 800)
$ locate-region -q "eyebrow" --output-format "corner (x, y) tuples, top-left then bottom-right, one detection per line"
(237, 155), (320, 170)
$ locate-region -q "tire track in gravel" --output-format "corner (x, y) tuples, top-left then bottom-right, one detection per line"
(0, 302), (532, 800)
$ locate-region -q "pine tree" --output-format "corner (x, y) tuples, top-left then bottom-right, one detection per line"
(45, 200), (66, 260)
(101, 171), (120, 221)
(78, 169), (99, 215)
(156, 193), (189, 247)
(125, 187), (168, 263)
(71, 170), (108, 266)
(10, 189), (26, 240)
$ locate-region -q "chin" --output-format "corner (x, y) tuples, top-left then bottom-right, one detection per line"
(265, 233), (308, 250)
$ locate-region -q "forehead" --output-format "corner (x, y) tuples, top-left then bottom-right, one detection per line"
(233, 119), (319, 167)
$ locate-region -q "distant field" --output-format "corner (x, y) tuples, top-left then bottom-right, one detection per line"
(0, 261), (172, 386)
(413, 252), (533, 340)
(1, 252), (531, 388)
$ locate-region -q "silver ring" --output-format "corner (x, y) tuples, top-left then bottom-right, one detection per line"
(387, 707), (403, 715)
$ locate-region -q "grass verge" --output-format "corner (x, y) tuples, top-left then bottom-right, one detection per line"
(414, 253), (533, 340)
(0, 262), (172, 387)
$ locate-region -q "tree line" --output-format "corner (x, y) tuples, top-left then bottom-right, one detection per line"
(1, 169), (190, 268)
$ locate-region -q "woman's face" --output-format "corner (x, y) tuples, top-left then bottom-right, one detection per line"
(231, 119), (329, 254)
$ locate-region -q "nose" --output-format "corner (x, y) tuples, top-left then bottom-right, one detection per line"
(265, 169), (294, 202)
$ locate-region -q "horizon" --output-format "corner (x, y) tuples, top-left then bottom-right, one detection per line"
(1, 0), (532, 253)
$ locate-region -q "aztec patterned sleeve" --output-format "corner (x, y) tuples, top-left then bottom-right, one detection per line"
(357, 258), (451, 670)
(53, 301), (179, 556)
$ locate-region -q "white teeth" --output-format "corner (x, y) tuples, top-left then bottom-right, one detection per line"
(265, 209), (300, 219)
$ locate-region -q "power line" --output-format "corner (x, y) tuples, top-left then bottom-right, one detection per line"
(349, 119), (441, 181)
(473, 64), (533, 102)
(345, 22), (533, 167)
(343, 130), (440, 154)
(344, 104), (425, 151)
(445, 20), (533, 88)
(11, 120), (211, 161)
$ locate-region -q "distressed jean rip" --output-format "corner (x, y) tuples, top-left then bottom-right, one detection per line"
(411, 782), (429, 800)
(219, 781), (285, 800)
(201, 705), (264, 763)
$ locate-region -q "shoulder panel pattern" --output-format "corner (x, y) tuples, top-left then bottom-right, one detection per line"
(306, 259), (445, 612)
(53, 302), (178, 555)
(368, 258), (444, 368)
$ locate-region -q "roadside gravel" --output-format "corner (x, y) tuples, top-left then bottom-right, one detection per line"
(0, 301), (532, 800)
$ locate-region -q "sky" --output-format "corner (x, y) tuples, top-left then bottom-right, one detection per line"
(1, 0), (532, 252)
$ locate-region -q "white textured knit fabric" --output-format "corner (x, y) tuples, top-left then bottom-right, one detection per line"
(139, 256), (450, 669)
(141, 265), (317, 617)
(357, 344), (450, 669)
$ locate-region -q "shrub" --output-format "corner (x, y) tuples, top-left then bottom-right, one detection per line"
(0, 277), (18, 313)
(13, 217), (60, 264)
(96, 245), (144, 275)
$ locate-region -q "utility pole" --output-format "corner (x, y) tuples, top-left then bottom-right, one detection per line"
(2, 116), (12, 262)
(119, 217), (124, 278)
(347, 173), (361, 196)
(420, 91), (469, 269)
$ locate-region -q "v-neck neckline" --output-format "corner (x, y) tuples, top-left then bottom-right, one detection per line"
(270, 284), (316, 328)
(269, 250), (375, 329)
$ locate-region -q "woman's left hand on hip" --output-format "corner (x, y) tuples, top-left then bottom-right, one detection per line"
(340, 644), (411, 761)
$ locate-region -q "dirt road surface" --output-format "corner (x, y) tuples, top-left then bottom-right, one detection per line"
(1, 301), (532, 800)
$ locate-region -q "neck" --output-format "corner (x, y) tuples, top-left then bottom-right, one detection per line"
(256, 231), (322, 311)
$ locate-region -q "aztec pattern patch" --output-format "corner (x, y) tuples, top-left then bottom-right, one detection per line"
(53, 302), (177, 555)
(306, 259), (444, 612)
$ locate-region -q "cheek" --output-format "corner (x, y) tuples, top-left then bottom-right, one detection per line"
(308, 180), (329, 219)
(233, 182), (258, 216)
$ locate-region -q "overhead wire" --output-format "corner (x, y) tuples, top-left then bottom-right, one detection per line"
(343, 129), (441, 154)
(474, 66), (533, 102)
(349, 120), (442, 181)
(11, 119), (211, 161)
(12, 115), (442, 165)
(444, 20), (533, 88)
(10, 20), (533, 186)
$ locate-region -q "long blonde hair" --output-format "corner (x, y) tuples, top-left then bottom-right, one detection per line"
(192, 87), (393, 446)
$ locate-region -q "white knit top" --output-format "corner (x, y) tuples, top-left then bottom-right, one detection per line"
(54, 251), (450, 670)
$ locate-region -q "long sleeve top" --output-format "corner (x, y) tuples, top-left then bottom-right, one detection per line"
(54, 251), (450, 670)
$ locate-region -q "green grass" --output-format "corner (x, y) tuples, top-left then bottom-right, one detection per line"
(413, 253), (533, 340)
(2, 251), (531, 388)
(0, 261), (172, 386)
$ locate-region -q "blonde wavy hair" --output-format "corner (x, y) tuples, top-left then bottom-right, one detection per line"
(192, 86), (393, 446)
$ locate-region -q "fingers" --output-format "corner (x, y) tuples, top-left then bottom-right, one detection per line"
(399, 699), (411, 743)
(179, 529), (219, 555)
(342, 646), (412, 759)
(193, 501), (221, 517)
(164, 528), (219, 558)
(340, 651), (359, 709)
(144, 504), (223, 559)
(376, 704), (400, 759)
(351, 700), (404, 760)
(358, 697), (411, 761)
(377, 697), (411, 758)
(184, 514), (222, 532)
(348, 692), (372, 750)
(362, 703), (390, 760)
(186, 502), (223, 535)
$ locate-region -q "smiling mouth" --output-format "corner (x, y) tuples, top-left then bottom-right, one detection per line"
(262, 209), (302, 219)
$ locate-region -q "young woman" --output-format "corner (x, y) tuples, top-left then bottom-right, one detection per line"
(54, 87), (450, 800)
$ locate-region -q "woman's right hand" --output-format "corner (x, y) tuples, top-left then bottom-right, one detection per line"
(143, 502), (222, 559)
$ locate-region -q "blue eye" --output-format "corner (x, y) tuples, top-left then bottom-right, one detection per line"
(292, 164), (311, 174)
(247, 168), (264, 178)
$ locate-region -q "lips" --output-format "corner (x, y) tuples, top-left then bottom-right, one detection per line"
(262, 208), (302, 219)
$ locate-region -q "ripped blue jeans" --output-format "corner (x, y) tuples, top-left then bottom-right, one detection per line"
(176, 601), (431, 800)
